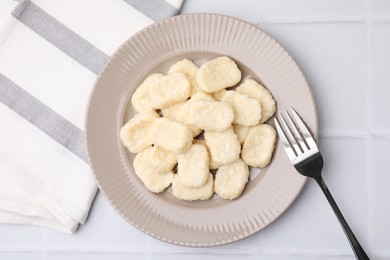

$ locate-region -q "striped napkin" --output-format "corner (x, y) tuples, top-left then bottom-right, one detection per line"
(0, 0), (183, 233)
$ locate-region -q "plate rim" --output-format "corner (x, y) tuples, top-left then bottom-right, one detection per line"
(84, 13), (318, 247)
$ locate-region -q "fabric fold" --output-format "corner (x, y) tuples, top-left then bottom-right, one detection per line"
(0, 0), (183, 233)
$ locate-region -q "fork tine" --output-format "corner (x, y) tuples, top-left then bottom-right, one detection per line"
(290, 108), (317, 149)
(285, 111), (309, 152)
(278, 112), (303, 155)
(274, 118), (297, 161)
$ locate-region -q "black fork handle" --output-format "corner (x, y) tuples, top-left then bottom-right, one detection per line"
(314, 176), (370, 260)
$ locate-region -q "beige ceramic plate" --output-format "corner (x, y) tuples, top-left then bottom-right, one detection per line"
(85, 14), (318, 247)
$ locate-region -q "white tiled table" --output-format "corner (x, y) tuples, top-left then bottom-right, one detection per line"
(1, 0), (389, 259)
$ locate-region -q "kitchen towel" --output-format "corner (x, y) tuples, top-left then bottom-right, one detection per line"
(0, 0), (183, 233)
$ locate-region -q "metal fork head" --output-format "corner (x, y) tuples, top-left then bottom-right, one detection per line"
(274, 107), (324, 178)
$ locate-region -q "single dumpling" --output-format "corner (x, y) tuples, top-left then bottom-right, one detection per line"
(222, 90), (262, 126)
(133, 151), (174, 193)
(214, 159), (249, 200)
(192, 139), (222, 169)
(120, 112), (159, 153)
(134, 146), (177, 173)
(233, 124), (250, 145)
(187, 100), (234, 132)
(204, 128), (241, 165)
(197, 56), (241, 93)
(177, 144), (210, 188)
(161, 101), (202, 137)
(148, 72), (191, 109)
(149, 118), (193, 154)
(168, 59), (201, 96)
(236, 79), (276, 123)
(172, 173), (214, 201)
(131, 73), (162, 113)
(241, 124), (277, 168)
(180, 91), (216, 125)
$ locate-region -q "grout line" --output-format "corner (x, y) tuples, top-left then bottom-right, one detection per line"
(258, 0), (265, 27)
(319, 133), (368, 139)
(256, 232), (263, 256)
(43, 246), (149, 253)
(145, 237), (152, 260)
(367, 130), (390, 137)
(149, 250), (261, 255)
(246, 250), (355, 257)
(32, 248), (259, 255)
(319, 133), (390, 138)
(365, 0), (373, 134)
(366, 136), (374, 252)
(248, 252), (390, 258)
(0, 248), (388, 258)
(365, 0), (374, 252)
(0, 246), (387, 257)
(0, 252), (388, 258)
(370, 16), (390, 23)
(260, 16), (366, 25)
(253, 16), (390, 28)
(41, 230), (47, 260)
(147, 247), (260, 254)
(0, 247), (42, 252)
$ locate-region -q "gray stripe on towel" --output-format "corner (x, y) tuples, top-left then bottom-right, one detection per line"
(123, 0), (178, 21)
(12, 0), (108, 75)
(0, 73), (87, 163)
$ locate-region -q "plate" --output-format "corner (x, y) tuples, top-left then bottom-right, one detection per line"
(85, 14), (318, 247)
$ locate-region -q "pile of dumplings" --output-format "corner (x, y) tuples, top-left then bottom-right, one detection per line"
(120, 56), (277, 201)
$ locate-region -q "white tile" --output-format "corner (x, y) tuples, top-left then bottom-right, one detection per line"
(217, 232), (261, 250)
(151, 254), (257, 260)
(0, 253), (41, 260)
(371, 137), (390, 253)
(371, 0), (390, 16)
(262, 0), (365, 20)
(318, 138), (368, 237)
(259, 138), (368, 254)
(261, 24), (367, 135)
(47, 253), (145, 260)
(45, 193), (147, 249)
(371, 24), (390, 131)
(149, 238), (205, 253)
(181, 0), (264, 24)
(0, 224), (43, 248)
(150, 229), (260, 253)
(150, 239), (253, 254)
(262, 256), (355, 260)
(181, 0), (367, 23)
(149, 238), (190, 253)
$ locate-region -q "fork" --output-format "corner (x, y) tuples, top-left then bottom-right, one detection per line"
(274, 108), (370, 260)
